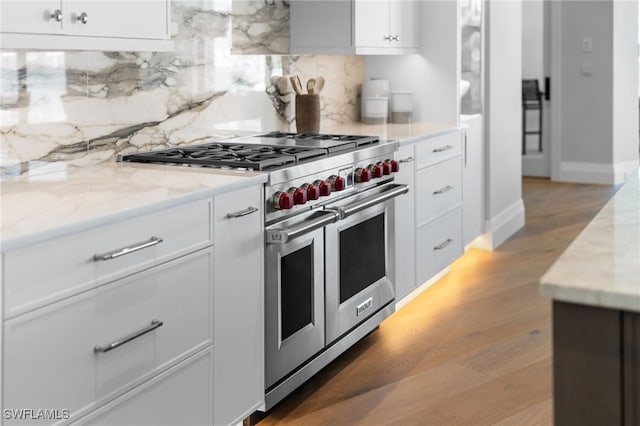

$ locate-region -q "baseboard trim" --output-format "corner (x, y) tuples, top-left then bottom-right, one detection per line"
(470, 198), (525, 250)
(557, 160), (639, 185)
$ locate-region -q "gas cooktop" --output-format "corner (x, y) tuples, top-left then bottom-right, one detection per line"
(120, 132), (380, 171)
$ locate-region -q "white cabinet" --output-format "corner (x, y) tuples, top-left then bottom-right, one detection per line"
(392, 145), (416, 300)
(71, 349), (214, 426)
(1, 184), (265, 426)
(0, 1), (63, 35)
(394, 130), (465, 301)
(0, 0), (172, 51)
(212, 186), (264, 426)
(461, 114), (484, 245)
(290, 0), (420, 55)
(354, 0), (419, 50)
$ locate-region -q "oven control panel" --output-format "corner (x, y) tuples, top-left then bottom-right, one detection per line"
(266, 158), (400, 221)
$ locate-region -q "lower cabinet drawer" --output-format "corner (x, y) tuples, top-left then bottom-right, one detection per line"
(2, 249), (213, 424)
(415, 156), (462, 227)
(71, 348), (213, 426)
(416, 208), (463, 286)
(4, 198), (212, 318)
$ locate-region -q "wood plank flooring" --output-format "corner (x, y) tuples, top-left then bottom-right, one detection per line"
(257, 177), (621, 426)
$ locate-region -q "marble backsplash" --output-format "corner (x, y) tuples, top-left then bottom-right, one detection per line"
(0, 0), (365, 177)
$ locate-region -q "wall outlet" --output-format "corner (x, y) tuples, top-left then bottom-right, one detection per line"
(582, 37), (593, 53)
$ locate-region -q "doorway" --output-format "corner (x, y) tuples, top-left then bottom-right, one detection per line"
(521, 0), (551, 177)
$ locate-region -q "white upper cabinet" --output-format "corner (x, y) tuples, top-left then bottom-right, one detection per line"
(354, 0), (419, 50)
(1, 1), (63, 34)
(0, 0), (173, 51)
(290, 0), (420, 55)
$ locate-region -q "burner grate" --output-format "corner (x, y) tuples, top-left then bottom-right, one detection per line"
(121, 141), (327, 171)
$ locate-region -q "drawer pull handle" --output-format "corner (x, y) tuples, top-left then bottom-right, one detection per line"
(433, 185), (453, 195)
(92, 236), (163, 261)
(226, 206), (259, 218)
(433, 145), (453, 153)
(94, 319), (163, 354)
(399, 156), (414, 163)
(434, 238), (454, 251)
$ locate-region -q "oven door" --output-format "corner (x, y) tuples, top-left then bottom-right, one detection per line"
(265, 210), (337, 389)
(324, 183), (408, 344)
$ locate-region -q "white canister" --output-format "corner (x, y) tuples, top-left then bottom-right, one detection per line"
(362, 78), (390, 98)
(390, 91), (413, 123)
(361, 97), (388, 125)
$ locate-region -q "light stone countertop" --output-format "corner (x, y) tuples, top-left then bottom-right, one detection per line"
(0, 120), (462, 252)
(0, 161), (267, 251)
(540, 170), (640, 312)
(322, 121), (464, 146)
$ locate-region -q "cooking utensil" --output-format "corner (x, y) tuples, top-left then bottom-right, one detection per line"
(306, 78), (316, 95)
(315, 76), (325, 94)
(275, 76), (289, 95)
(290, 75), (303, 95)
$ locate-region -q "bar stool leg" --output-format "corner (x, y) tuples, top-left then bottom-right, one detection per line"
(522, 106), (526, 155)
(538, 104), (543, 152)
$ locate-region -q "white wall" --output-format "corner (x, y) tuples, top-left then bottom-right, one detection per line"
(522, 0), (544, 82)
(612, 0), (639, 168)
(476, 0), (525, 249)
(554, 0), (639, 184)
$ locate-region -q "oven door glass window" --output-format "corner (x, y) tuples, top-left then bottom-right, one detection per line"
(281, 245), (314, 340)
(339, 214), (386, 303)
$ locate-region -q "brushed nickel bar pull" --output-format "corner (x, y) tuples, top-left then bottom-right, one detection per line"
(433, 145), (453, 153)
(433, 185), (453, 195)
(399, 156), (414, 163)
(226, 206), (259, 219)
(94, 320), (163, 354)
(92, 236), (163, 261)
(434, 239), (454, 251)
(339, 183), (409, 219)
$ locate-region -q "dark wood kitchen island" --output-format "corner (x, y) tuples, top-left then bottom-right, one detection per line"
(540, 170), (640, 425)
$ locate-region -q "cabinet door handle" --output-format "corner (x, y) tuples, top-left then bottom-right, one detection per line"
(392, 35), (399, 41)
(384, 35), (392, 41)
(76, 12), (88, 24)
(94, 320), (163, 354)
(434, 238), (454, 251)
(92, 236), (163, 261)
(433, 185), (453, 195)
(399, 156), (414, 163)
(433, 145), (453, 153)
(50, 9), (63, 22)
(226, 206), (259, 219)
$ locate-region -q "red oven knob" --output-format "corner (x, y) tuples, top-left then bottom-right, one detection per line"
(291, 187), (307, 205)
(273, 191), (294, 210)
(354, 167), (371, 183)
(329, 175), (346, 191)
(380, 161), (391, 175)
(369, 163), (384, 178)
(315, 180), (332, 197)
(389, 159), (400, 173)
(303, 183), (320, 200)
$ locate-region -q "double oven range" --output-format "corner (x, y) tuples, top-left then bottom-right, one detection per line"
(121, 131), (408, 409)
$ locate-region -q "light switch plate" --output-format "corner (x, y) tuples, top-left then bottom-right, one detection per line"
(582, 37), (593, 53)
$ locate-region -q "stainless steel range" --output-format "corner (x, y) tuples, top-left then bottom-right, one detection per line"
(121, 131), (408, 410)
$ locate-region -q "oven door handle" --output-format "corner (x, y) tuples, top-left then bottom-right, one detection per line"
(266, 210), (340, 244)
(334, 183), (409, 219)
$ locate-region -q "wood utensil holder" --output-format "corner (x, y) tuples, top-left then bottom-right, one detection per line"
(295, 94), (320, 133)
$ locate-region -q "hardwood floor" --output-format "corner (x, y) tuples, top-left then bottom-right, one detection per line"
(257, 178), (620, 426)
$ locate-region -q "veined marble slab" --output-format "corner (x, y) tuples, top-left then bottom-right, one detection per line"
(0, 162), (267, 251)
(0, 0), (364, 176)
(540, 170), (640, 312)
